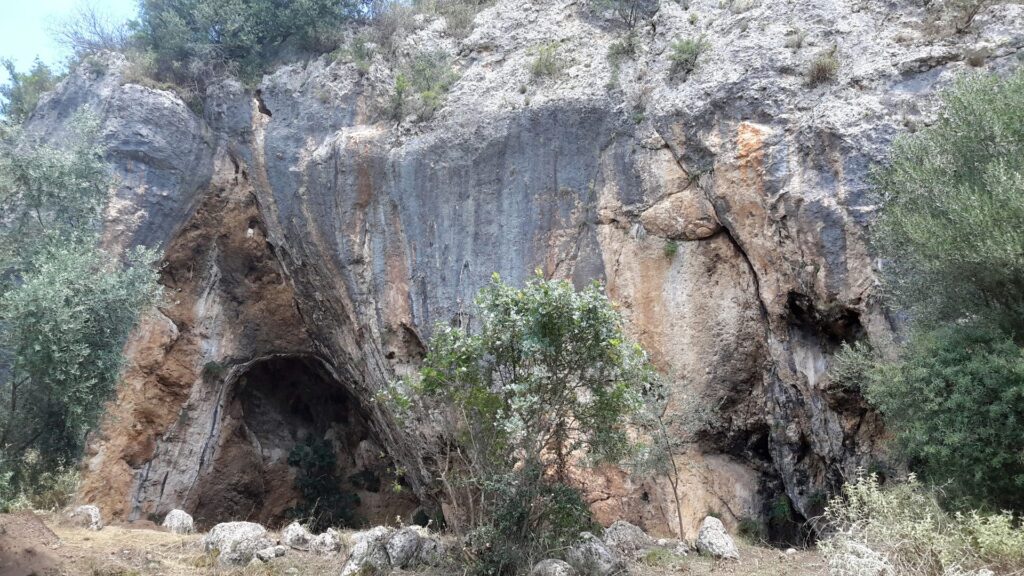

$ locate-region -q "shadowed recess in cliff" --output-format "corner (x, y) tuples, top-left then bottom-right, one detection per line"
(189, 355), (420, 529)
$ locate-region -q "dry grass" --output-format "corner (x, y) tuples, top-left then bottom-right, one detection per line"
(16, 513), (828, 576)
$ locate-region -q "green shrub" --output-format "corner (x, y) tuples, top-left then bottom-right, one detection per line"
(805, 48), (839, 86)
(287, 437), (360, 532)
(873, 69), (1024, 335)
(669, 36), (707, 77)
(406, 272), (653, 573)
(387, 51), (459, 121)
(820, 474), (1024, 576)
(0, 59), (61, 124)
(531, 43), (564, 80)
(0, 117), (161, 506)
(865, 324), (1024, 511)
(663, 240), (679, 259)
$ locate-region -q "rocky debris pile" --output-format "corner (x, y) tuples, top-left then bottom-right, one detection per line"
(566, 532), (628, 576)
(280, 521), (344, 556)
(67, 505), (103, 531)
(254, 544), (287, 563)
(530, 558), (579, 576)
(696, 516), (739, 560)
(161, 509), (194, 534)
(340, 525), (445, 576)
(203, 521), (274, 565)
(311, 528), (343, 555)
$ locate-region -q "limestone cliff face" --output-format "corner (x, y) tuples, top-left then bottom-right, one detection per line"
(28, 0), (1024, 537)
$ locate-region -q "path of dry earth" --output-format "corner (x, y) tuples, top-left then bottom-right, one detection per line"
(0, 512), (826, 576)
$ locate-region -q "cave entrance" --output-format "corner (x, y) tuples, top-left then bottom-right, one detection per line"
(191, 355), (420, 529)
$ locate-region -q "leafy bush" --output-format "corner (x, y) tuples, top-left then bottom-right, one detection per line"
(873, 69), (1024, 336)
(0, 59), (61, 124)
(530, 43), (564, 80)
(820, 474), (1024, 576)
(865, 324), (1024, 511)
(0, 116), (161, 510)
(669, 36), (707, 77)
(387, 51), (459, 121)
(406, 272), (653, 573)
(806, 48), (839, 86)
(287, 437), (360, 532)
(136, 0), (367, 86)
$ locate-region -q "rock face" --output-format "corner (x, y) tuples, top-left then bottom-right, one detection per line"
(67, 505), (103, 531)
(696, 517), (739, 560)
(203, 522), (273, 565)
(29, 0), (1023, 538)
(161, 509), (194, 534)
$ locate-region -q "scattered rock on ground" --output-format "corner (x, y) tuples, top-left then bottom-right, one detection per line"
(203, 521), (273, 565)
(655, 537), (689, 556)
(602, 520), (655, 560)
(530, 558), (579, 576)
(281, 521), (314, 551)
(386, 526), (423, 568)
(67, 505), (103, 531)
(255, 544), (287, 562)
(311, 527), (343, 555)
(161, 509), (194, 534)
(415, 531), (445, 566)
(340, 526), (394, 576)
(566, 532), (627, 576)
(696, 517), (739, 560)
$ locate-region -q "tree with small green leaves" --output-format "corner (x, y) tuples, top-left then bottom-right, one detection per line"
(0, 59), (61, 125)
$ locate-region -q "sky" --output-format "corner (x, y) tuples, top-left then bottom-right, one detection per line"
(0, 0), (139, 83)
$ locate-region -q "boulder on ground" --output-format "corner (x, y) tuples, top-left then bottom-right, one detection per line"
(161, 509), (194, 534)
(386, 526), (423, 568)
(415, 531), (445, 566)
(530, 558), (579, 576)
(655, 537), (689, 556)
(565, 532), (627, 576)
(340, 527), (394, 576)
(602, 520), (655, 559)
(255, 544), (287, 562)
(67, 505), (103, 531)
(695, 516), (739, 560)
(203, 521), (273, 565)
(281, 521), (314, 550)
(311, 527), (343, 555)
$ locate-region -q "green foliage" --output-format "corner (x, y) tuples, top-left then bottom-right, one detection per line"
(530, 43), (564, 80)
(669, 36), (707, 77)
(663, 240), (679, 259)
(466, 466), (598, 576)
(0, 451), (79, 513)
(805, 48), (839, 86)
(873, 69), (1024, 336)
(0, 115), (161, 511)
(0, 59), (61, 125)
(388, 51), (459, 121)
(820, 473), (1024, 576)
(606, 33), (638, 89)
(136, 0), (367, 86)
(865, 324), (1024, 511)
(408, 272), (652, 572)
(287, 437), (360, 532)
(414, 0), (492, 39)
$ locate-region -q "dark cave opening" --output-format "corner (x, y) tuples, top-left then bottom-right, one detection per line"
(786, 291), (865, 351)
(190, 355), (419, 529)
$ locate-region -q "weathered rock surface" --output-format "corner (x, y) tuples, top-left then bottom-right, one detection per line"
(161, 509), (194, 534)
(311, 528), (343, 556)
(566, 532), (627, 576)
(602, 520), (656, 560)
(281, 521), (314, 551)
(203, 522), (273, 565)
(67, 505), (103, 531)
(340, 527), (394, 576)
(531, 559), (580, 576)
(30, 0), (1022, 539)
(254, 544), (287, 563)
(695, 517), (739, 560)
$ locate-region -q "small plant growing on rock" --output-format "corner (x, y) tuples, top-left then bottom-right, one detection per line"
(663, 240), (679, 259)
(386, 51), (459, 122)
(531, 43), (564, 80)
(591, 0), (660, 29)
(805, 47), (839, 87)
(669, 36), (708, 78)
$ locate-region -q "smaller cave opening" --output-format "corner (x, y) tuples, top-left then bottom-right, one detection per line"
(191, 355), (419, 529)
(786, 291), (865, 351)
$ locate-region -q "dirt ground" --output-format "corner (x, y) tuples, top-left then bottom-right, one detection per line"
(0, 512), (826, 576)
